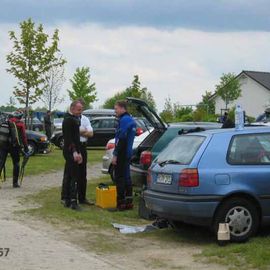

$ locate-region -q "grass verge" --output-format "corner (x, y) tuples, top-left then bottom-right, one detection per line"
(4, 149), (104, 177)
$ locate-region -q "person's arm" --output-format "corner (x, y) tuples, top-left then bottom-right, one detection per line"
(80, 118), (93, 138)
(113, 117), (132, 157)
(65, 117), (81, 154)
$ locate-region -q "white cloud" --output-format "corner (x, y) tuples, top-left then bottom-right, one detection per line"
(1, 23), (270, 112)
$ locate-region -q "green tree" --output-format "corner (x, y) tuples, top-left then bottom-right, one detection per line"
(173, 104), (193, 121)
(68, 67), (97, 109)
(103, 75), (156, 110)
(6, 18), (66, 122)
(197, 91), (216, 115)
(216, 73), (241, 109)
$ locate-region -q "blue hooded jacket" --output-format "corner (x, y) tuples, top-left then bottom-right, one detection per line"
(113, 112), (136, 159)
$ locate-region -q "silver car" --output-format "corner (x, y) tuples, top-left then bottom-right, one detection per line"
(102, 129), (153, 180)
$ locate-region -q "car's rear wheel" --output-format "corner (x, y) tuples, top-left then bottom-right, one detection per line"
(213, 197), (259, 242)
(27, 141), (37, 156)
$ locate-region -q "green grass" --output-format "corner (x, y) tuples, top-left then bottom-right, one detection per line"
(24, 176), (146, 229)
(198, 235), (270, 270)
(3, 149), (104, 177)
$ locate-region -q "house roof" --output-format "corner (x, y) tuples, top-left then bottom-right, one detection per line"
(210, 70), (270, 100)
(240, 70), (270, 91)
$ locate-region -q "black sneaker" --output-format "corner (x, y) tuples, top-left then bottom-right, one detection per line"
(64, 201), (71, 208)
(13, 183), (20, 188)
(70, 203), (81, 211)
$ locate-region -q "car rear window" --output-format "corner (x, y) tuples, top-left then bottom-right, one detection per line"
(228, 133), (270, 165)
(156, 135), (206, 165)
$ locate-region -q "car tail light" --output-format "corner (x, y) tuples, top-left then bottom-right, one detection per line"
(136, 127), (144, 136)
(40, 136), (47, 142)
(140, 151), (152, 166)
(179, 169), (199, 187)
(147, 168), (152, 185)
(106, 142), (115, 150)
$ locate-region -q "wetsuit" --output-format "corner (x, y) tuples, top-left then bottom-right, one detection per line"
(113, 112), (136, 208)
(61, 113), (81, 207)
(0, 117), (28, 187)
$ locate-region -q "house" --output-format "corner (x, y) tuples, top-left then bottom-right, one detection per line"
(213, 70), (270, 118)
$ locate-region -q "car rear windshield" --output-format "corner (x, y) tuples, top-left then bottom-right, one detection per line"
(156, 135), (205, 165)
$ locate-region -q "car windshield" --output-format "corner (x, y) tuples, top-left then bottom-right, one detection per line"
(156, 135), (206, 165)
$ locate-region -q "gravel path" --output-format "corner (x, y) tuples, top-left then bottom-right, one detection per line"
(0, 163), (120, 270)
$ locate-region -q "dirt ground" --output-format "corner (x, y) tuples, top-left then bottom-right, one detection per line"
(0, 163), (228, 270)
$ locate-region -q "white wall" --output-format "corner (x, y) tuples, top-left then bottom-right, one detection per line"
(214, 74), (270, 117)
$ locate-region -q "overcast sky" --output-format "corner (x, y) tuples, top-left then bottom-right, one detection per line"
(1, 0), (270, 111)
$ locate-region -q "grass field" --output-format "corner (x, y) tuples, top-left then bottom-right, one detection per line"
(3, 148), (104, 177)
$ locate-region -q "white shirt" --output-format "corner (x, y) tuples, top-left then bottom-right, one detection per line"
(80, 115), (93, 142)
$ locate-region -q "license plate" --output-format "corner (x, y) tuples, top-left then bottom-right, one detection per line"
(157, 174), (172, 185)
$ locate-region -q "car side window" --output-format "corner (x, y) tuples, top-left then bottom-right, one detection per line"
(99, 119), (115, 129)
(91, 120), (100, 129)
(228, 133), (270, 165)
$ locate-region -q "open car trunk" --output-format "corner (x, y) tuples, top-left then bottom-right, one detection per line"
(125, 97), (167, 165)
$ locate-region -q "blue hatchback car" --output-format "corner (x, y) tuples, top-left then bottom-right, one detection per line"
(144, 127), (270, 242)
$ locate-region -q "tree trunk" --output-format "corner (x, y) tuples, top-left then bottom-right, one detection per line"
(25, 84), (30, 128)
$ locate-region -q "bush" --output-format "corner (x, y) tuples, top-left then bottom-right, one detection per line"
(180, 113), (193, 122)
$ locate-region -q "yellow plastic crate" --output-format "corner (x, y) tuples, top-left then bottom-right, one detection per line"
(96, 185), (117, 209)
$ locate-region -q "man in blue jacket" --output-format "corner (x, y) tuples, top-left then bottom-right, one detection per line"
(112, 100), (136, 211)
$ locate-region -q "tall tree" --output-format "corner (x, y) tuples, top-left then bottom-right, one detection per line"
(41, 59), (66, 111)
(68, 67), (97, 109)
(216, 73), (241, 109)
(103, 75), (156, 110)
(6, 18), (66, 122)
(159, 97), (174, 122)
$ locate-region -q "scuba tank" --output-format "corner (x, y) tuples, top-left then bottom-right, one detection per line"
(0, 122), (10, 148)
(0, 112), (10, 148)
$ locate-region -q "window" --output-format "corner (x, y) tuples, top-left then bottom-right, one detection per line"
(91, 120), (100, 129)
(156, 135), (205, 165)
(99, 119), (115, 128)
(228, 133), (270, 165)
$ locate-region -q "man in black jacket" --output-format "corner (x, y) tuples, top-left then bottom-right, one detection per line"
(44, 110), (52, 140)
(61, 100), (83, 210)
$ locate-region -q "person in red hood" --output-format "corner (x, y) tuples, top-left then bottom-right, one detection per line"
(0, 110), (29, 188)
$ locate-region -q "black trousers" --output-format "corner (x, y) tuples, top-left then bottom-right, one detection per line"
(0, 146), (20, 184)
(77, 144), (87, 202)
(45, 126), (52, 140)
(114, 153), (133, 206)
(61, 149), (80, 204)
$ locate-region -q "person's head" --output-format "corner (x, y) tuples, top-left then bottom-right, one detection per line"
(13, 110), (24, 119)
(114, 100), (127, 117)
(224, 112), (228, 116)
(70, 100), (83, 117)
(47, 110), (51, 115)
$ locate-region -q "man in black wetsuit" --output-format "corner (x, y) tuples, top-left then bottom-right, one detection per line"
(61, 100), (83, 210)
